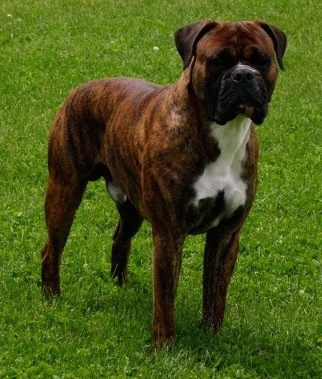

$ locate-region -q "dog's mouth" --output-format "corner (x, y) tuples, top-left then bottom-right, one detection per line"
(214, 98), (268, 126)
(212, 67), (269, 125)
(238, 104), (255, 118)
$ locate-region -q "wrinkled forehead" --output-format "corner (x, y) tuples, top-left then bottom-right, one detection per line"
(197, 22), (275, 54)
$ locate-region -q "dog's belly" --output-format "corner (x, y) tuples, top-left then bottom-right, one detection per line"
(191, 117), (251, 231)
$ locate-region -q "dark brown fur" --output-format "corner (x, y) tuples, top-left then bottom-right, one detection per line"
(41, 20), (286, 346)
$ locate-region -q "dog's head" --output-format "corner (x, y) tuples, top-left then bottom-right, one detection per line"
(175, 20), (287, 125)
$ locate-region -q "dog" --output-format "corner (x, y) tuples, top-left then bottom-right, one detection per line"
(41, 19), (286, 346)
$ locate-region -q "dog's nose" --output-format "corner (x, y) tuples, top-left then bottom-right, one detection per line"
(231, 67), (256, 84)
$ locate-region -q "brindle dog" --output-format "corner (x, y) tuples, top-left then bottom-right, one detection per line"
(41, 19), (286, 346)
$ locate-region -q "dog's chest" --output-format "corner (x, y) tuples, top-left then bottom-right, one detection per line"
(191, 118), (252, 230)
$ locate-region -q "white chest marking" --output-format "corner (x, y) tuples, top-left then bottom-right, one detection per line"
(193, 116), (252, 227)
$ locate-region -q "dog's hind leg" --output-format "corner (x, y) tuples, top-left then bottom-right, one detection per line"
(111, 200), (143, 286)
(41, 174), (87, 297)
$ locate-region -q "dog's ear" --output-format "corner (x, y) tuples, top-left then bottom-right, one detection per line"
(256, 21), (287, 70)
(175, 20), (218, 70)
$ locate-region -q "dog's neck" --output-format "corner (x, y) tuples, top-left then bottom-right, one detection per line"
(209, 116), (253, 154)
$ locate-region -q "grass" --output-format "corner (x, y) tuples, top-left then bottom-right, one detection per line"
(0, 0), (321, 377)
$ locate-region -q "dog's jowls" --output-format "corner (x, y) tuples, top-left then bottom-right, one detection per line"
(41, 19), (286, 346)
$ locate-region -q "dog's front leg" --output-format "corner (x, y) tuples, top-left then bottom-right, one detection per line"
(151, 231), (185, 347)
(201, 228), (241, 330)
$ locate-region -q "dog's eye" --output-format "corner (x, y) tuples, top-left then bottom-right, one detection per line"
(252, 53), (270, 69)
(208, 54), (232, 68)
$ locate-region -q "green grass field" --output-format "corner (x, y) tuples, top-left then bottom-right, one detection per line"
(0, 0), (321, 377)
